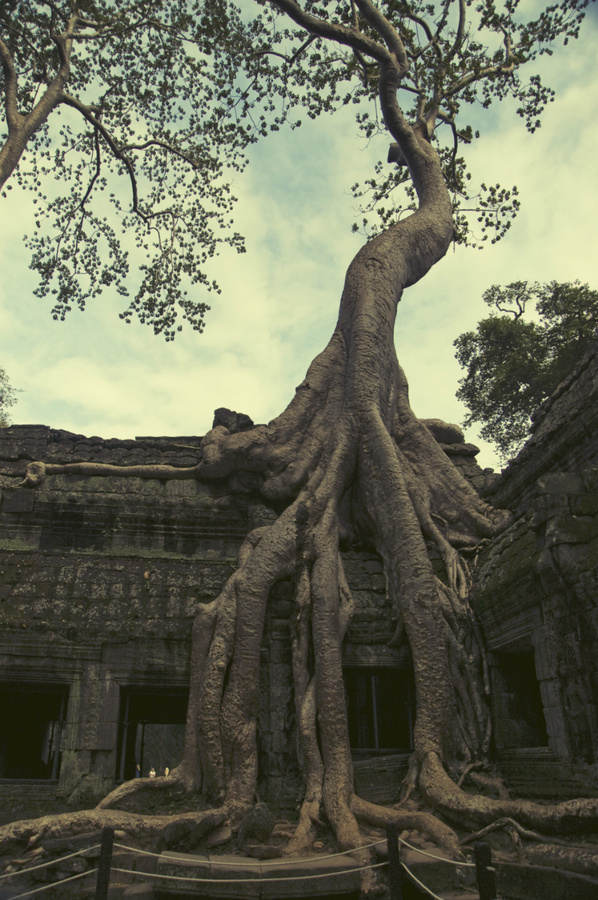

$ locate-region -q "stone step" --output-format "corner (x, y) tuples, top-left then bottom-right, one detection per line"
(154, 850), (361, 898)
(78, 880), (155, 899)
(441, 894), (480, 900)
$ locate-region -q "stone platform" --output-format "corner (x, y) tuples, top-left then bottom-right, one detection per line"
(154, 851), (361, 898)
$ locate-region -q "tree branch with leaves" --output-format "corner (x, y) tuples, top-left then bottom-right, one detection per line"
(1, 0), (322, 337)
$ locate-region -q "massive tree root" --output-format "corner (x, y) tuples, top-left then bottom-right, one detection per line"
(6, 127), (598, 881)
(0, 806), (226, 855)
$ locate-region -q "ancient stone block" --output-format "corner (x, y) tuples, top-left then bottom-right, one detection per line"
(570, 491), (598, 516)
(537, 473), (585, 495)
(545, 515), (593, 545)
(543, 707), (570, 758)
(2, 489), (34, 513)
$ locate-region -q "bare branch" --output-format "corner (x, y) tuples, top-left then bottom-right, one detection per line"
(121, 139), (204, 170)
(445, 59), (516, 98)
(79, 126), (102, 211)
(50, 13), (78, 73)
(445, 0), (467, 66)
(58, 93), (147, 220)
(254, 35), (316, 67)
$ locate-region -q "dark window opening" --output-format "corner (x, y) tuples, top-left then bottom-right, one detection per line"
(345, 668), (414, 754)
(117, 687), (188, 781)
(493, 651), (548, 750)
(0, 685), (68, 779)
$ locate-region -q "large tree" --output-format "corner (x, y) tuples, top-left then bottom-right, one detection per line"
(455, 281), (598, 459)
(2, 0), (598, 877)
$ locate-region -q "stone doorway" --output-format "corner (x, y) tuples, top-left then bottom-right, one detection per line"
(0, 684), (68, 780)
(117, 686), (189, 780)
(344, 667), (414, 754)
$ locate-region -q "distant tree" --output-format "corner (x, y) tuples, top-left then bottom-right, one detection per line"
(0, 367), (19, 426)
(454, 281), (598, 459)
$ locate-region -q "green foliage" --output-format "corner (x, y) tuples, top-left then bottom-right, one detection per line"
(0, 368), (19, 427)
(1, 1), (591, 335)
(2, 0), (352, 338)
(349, 0), (588, 244)
(454, 281), (598, 459)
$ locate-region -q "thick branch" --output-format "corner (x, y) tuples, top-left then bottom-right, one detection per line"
(353, 0), (408, 72)
(0, 38), (23, 131)
(0, 13), (76, 187)
(266, 0), (391, 65)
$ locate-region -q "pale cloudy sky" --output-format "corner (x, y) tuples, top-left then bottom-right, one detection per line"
(1, 6), (597, 472)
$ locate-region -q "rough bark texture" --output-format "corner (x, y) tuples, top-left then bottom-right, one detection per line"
(3, 115), (598, 883)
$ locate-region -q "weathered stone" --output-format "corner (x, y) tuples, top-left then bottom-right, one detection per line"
(206, 825), (233, 848)
(421, 419), (465, 444)
(537, 473), (585, 495)
(213, 407), (254, 434)
(158, 821), (194, 852)
(1, 346), (598, 817)
(1, 489), (34, 513)
(439, 441), (480, 457)
(237, 803), (276, 847)
(54, 856), (89, 877)
(545, 515), (593, 546)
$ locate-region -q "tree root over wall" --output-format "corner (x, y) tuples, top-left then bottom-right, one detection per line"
(4, 131), (598, 890)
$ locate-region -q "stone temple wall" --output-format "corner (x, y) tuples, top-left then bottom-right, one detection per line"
(2, 424), (477, 815)
(0, 427), (257, 809)
(1, 346), (596, 821)
(471, 345), (598, 797)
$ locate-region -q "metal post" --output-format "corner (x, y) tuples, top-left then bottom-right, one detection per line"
(474, 841), (497, 900)
(387, 822), (403, 900)
(95, 825), (114, 900)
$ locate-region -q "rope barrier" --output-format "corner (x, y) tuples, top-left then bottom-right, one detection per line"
(113, 837), (386, 865)
(111, 859), (388, 885)
(400, 860), (447, 900)
(115, 833), (476, 870)
(0, 833), (474, 900)
(6, 866), (97, 900)
(0, 844), (101, 881)
(399, 837), (476, 868)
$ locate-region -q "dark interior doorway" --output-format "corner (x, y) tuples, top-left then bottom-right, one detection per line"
(117, 686), (189, 780)
(492, 650), (548, 749)
(345, 668), (414, 754)
(0, 684), (68, 779)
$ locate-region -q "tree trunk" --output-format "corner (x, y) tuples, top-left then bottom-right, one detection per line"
(9, 122), (598, 863)
(174, 129), (505, 848)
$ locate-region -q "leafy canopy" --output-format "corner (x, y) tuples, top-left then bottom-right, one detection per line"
(1, 0), (328, 338)
(0, 367), (19, 427)
(1, 0), (590, 337)
(454, 281), (598, 459)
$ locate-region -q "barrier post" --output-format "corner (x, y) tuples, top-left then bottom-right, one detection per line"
(474, 841), (497, 900)
(95, 825), (114, 900)
(386, 822), (403, 900)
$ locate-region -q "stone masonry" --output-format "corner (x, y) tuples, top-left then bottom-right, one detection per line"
(0, 341), (596, 820)
(471, 345), (598, 797)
